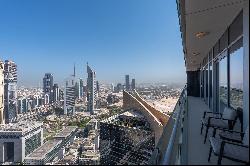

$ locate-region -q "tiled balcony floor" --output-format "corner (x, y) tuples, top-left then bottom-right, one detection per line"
(187, 96), (243, 165)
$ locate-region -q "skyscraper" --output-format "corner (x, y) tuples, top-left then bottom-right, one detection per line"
(125, 75), (130, 91)
(0, 60), (4, 124)
(64, 65), (76, 115)
(4, 60), (17, 123)
(87, 63), (96, 115)
(64, 75), (76, 115)
(131, 78), (136, 90)
(53, 84), (60, 102)
(75, 81), (79, 99)
(96, 80), (100, 97)
(43, 73), (53, 104)
(79, 78), (84, 98)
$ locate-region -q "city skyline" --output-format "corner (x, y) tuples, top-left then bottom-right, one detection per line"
(0, 0), (248, 165)
(0, 0), (186, 86)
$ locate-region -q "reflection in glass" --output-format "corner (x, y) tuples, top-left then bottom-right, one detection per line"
(219, 56), (228, 112)
(230, 47), (243, 110)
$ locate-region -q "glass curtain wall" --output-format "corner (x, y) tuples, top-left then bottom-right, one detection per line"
(229, 39), (243, 110)
(219, 52), (228, 113)
(199, 11), (243, 114)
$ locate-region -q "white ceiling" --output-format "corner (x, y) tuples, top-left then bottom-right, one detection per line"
(183, 0), (244, 71)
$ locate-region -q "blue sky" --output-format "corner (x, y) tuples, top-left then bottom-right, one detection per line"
(0, 0), (186, 87)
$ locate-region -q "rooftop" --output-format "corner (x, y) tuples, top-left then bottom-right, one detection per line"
(54, 126), (77, 139)
(120, 110), (144, 119)
(26, 139), (62, 159)
(0, 121), (42, 134)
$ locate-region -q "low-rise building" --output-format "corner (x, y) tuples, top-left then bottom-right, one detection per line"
(79, 151), (100, 165)
(24, 126), (77, 165)
(24, 139), (62, 165)
(0, 121), (43, 164)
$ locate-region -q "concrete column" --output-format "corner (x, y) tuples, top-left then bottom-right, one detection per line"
(16, 139), (25, 163)
(186, 70), (200, 97)
(243, 0), (249, 130)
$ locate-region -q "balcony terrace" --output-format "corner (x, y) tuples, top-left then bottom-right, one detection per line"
(150, 87), (246, 165)
(186, 96), (242, 165)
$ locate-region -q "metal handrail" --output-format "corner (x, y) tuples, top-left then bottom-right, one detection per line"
(148, 85), (187, 165)
(161, 99), (183, 165)
(162, 86), (186, 165)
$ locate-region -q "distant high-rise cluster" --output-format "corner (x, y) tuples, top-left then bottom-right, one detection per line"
(125, 75), (136, 91)
(87, 63), (96, 115)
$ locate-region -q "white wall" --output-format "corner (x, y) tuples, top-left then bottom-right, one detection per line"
(243, 0), (249, 130)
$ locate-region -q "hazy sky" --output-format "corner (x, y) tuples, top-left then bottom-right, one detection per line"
(0, 0), (186, 87)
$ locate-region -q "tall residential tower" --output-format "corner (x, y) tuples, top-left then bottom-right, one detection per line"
(64, 66), (76, 115)
(0, 61), (4, 124)
(125, 75), (130, 91)
(43, 73), (53, 104)
(131, 78), (136, 90)
(3, 60), (17, 123)
(87, 63), (96, 114)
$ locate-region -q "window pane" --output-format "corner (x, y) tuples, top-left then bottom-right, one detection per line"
(219, 55), (228, 112)
(209, 61), (212, 108)
(229, 47), (243, 110)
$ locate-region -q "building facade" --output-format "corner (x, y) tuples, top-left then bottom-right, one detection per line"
(43, 73), (53, 104)
(125, 75), (130, 91)
(131, 79), (136, 90)
(100, 111), (155, 165)
(17, 97), (28, 114)
(53, 84), (60, 102)
(64, 75), (76, 115)
(79, 78), (84, 98)
(24, 126), (77, 165)
(0, 121), (43, 164)
(0, 61), (4, 124)
(87, 64), (96, 114)
(4, 60), (17, 123)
